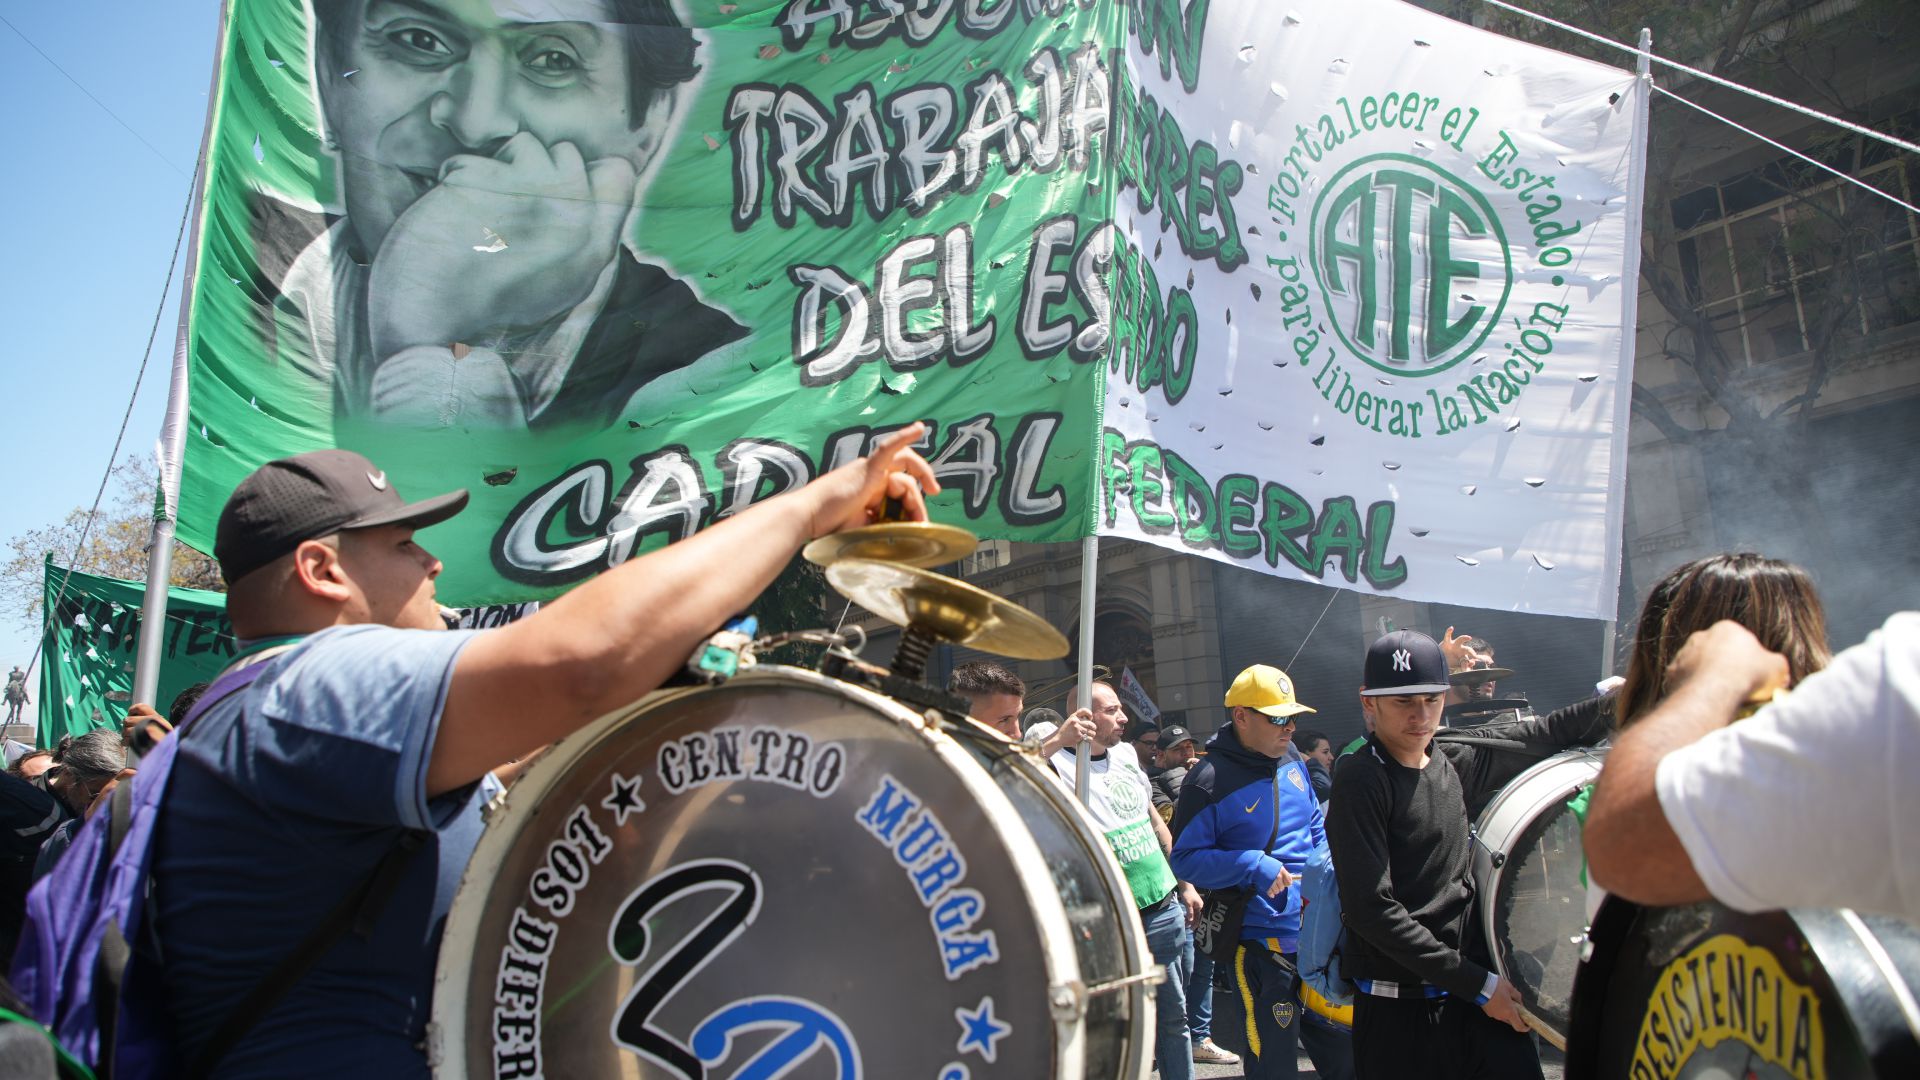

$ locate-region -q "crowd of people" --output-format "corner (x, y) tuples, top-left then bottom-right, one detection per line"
(0, 438), (1910, 1079)
(950, 549), (1914, 1080)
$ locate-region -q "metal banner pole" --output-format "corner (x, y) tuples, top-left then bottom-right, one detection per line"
(1074, 534), (1097, 805)
(1602, 28), (1655, 685)
(131, 2), (228, 715)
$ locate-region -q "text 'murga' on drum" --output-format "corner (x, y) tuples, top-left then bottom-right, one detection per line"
(429, 665), (1160, 1079)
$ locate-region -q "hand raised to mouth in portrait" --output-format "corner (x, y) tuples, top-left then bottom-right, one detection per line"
(368, 133), (639, 363)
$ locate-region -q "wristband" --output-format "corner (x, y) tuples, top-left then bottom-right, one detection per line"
(1474, 970), (1499, 1006)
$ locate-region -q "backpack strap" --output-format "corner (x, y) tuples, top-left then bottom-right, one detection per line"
(184, 829), (429, 1079)
(93, 658), (281, 1077)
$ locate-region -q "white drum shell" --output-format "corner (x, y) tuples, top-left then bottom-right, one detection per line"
(429, 665), (1153, 1079)
(1470, 747), (1607, 1040)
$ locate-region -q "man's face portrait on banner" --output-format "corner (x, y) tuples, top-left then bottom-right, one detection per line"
(280, 0), (746, 431)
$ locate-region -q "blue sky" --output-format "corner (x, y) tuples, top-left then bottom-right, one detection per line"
(0, 3), (222, 670)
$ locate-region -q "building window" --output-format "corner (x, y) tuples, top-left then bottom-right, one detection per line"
(957, 539), (1008, 577)
(1673, 149), (1920, 367)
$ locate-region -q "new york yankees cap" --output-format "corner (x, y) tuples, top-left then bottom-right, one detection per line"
(1360, 629), (1451, 696)
(215, 449), (469, 585)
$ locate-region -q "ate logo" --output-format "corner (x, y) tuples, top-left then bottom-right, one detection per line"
(1392, 649), (1413, 672)
(1310, 153), (1511, 377)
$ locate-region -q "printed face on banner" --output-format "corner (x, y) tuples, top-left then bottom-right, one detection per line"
(181, 0), (1115, 605)
(294, 0), (736, 431)
(1100, 0), (1644, 618)
(314, 0), (674, 260)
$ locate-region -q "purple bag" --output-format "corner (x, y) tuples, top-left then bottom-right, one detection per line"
(9, 663), (266, 1078)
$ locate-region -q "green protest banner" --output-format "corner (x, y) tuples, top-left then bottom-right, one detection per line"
(172, 0), (1137, 606)
(37, 558), (233, 748)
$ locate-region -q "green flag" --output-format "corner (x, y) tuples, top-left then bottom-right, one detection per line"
(37, 558), (233, 748)
(174, 0), (1123, 606)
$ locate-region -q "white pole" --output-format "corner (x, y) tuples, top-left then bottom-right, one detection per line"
(131, 3), (227, 715)
(1603, 28), (1654, 685)
(1074, 534), (1097, 805)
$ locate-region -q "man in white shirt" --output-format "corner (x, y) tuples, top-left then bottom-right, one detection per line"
(1586, 613), (1918, 923)
(1031, 682), (1203, 1080)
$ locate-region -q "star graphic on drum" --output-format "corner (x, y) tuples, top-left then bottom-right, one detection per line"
(954, 996), (1010, 1064)
(601, 772), (645, 826)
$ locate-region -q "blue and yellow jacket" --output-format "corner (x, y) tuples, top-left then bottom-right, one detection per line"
(1168, 723), (1327, 951)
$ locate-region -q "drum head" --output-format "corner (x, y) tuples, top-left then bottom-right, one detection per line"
(1474, 750), (1604, 1042)
(1569, 899), (1920, 1079)
(432, 667), (1131, 1079)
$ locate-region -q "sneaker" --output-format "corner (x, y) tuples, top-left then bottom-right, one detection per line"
(1192, 1038), (1240, 1065)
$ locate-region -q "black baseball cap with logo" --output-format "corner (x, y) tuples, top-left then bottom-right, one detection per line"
(1360, 629), (1452, 696)
(214, 449), (469, 585)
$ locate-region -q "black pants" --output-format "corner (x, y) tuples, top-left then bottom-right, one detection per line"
(1351, 994), (1541, 1080)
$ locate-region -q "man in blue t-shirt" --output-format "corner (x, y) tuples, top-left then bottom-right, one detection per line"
(148, 432), (938, 1078)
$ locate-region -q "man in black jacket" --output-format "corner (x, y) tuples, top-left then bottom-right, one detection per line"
(1326, 630), (1608, 1079)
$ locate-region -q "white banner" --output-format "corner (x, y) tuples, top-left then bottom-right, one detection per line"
(1118, 666), (1163, 724)
(1100, 0), (1645, 619)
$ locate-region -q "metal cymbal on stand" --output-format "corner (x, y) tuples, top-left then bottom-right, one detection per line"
(826, 558), (1069, 678)
(802, 522), (978, 569)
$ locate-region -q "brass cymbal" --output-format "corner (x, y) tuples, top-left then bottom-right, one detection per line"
(802, 522), (978, 569)
(826, 559), (1068, 661)
(1448, 666), (1515, 687)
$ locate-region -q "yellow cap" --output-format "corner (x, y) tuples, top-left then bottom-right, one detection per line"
(1224, 664), (1316, 717)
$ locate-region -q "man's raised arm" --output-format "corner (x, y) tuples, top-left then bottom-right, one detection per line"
(428, 425), (938, 795)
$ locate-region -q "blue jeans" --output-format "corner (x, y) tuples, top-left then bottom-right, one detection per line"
(1141, 896), (1193, 1080)
(1187, 937), (1215, 1041)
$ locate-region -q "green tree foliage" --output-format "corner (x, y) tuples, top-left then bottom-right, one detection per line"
(2, 457), (222, 638)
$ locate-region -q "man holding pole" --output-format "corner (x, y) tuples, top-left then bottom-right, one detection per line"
(1031, 681), (1202, 1080)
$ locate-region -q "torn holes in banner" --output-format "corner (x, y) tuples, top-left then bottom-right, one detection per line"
(1409, 527), (1430, 538)
(1460, 484), (1477, 496)
(1524, 478), (1546, 488)
(1456, 555), (1480, 567)
(1532, 554), (1557, 570)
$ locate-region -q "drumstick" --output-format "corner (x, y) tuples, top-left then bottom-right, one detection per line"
(1516, 1004), (1567, 1051)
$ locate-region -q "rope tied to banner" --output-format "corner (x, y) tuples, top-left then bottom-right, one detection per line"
(1475, 0), (1920, 161)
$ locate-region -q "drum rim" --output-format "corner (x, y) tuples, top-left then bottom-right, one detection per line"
(1470, 747), (1606, 1044)
(427, 664), (1144, 1078)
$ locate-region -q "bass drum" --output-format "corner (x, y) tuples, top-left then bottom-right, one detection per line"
(1471, 747), (1607, 1045)
(1568, 897), (1920, 1079)
(430, 665), (1154, 1080)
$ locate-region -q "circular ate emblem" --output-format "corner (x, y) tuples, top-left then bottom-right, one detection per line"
(1309, 153), (1511, 378)
(1106, 772), (1146, 818)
